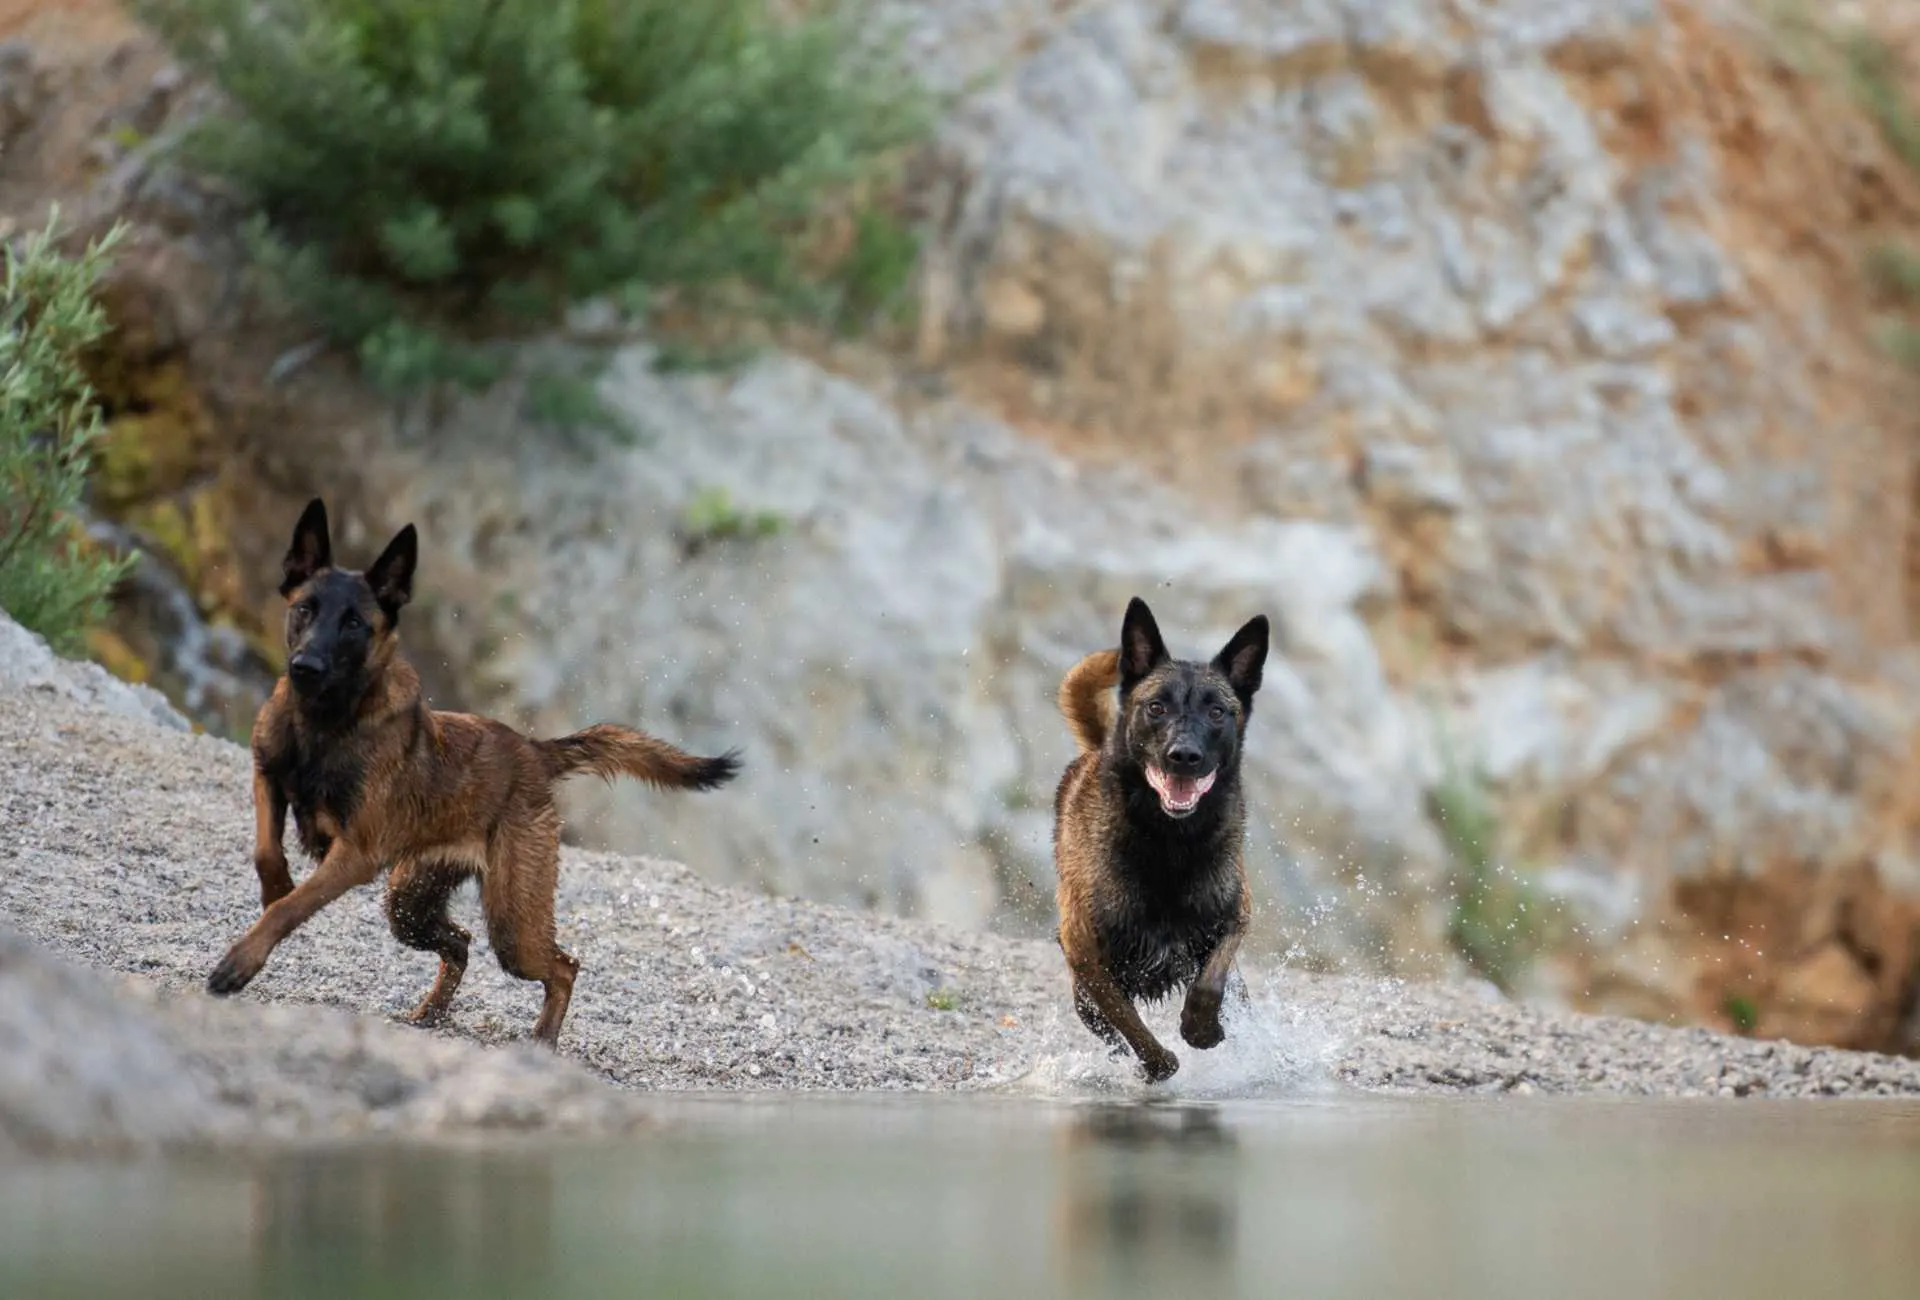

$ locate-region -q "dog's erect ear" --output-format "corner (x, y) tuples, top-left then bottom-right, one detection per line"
(1119, 597), (1170, 692)
(1212, 614), (1269, 706)
(280, 498), (332, 596)
(365, 524), (418, 620)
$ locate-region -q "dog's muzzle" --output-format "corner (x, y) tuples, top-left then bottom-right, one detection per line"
(1146, 765), (1217, 818)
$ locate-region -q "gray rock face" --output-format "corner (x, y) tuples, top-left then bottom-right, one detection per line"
(355, 0), (1920, 1000)
(386, 353), (1447, 966)
(0, 40), (44, 151)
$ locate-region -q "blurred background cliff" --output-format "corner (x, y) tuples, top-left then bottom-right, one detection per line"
(7, 0), (1920, 1055)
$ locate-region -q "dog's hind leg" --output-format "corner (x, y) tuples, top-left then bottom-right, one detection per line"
(386, 858), (475, 1026)
(479, 806), (578, 1049)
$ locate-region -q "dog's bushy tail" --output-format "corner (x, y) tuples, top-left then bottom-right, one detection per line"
(537, 724), (741, 792)
(1058, 649), (1121, 754)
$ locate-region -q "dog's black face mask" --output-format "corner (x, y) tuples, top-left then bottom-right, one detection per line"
(277, 498), (416, 717)
(283, 570), (381, 710)
(1115, 598), (1269, 821)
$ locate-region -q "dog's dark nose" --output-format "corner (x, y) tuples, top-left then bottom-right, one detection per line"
(1166, 742), (1205, 771)
(288, 654), (326, 687)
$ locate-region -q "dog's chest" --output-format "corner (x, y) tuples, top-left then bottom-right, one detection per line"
(263, 734), (367, 857)
(1096, 871), (1236, 1000)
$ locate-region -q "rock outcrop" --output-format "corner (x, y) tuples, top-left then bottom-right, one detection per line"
(0, 925), (216, 1156)
(0, 604), (189, 733)
(0, 920), (654, 1154)
(6, 0), (1920, 1052)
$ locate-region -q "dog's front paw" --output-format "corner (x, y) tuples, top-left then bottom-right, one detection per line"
(1181, 1014), (1224, 1050)
(1181, 987), (1225, 1050)
(1141, 1046), (1180, 1084)
(206, 945), (264, 996)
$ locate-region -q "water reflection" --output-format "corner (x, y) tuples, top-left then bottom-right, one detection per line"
(1053, 1103), (1238, 1298)
(246, 1147), (558, 1299)
(1069, 1100), (1234, 1152)
(4, 1098), (1920, 1300)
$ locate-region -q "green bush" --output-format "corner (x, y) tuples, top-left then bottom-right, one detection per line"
(1766, 10), (1920, 372)
(1842, 29), (1920, 175)
(133, 0), (935, 395)
(0, 215), (136, 655)
(1865, 243), (1920, 302)
(679, 485), (784, 552)
(1841, 32), (1920, 377)
(1427, 751), (1546, 994)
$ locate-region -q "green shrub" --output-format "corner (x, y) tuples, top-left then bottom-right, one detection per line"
(133, 0), (935, 396)
(678, 485), (784, 554)
(1765, 10), (1920, 372)
(0, 215), (136, 655)
(1842, 29), (1920, 175)
(1840, 33), (1920, 377)
(1722, 993), (1761, 1035)
(1427, 747), (1546, 994)
(1865, 243), (1920, 302)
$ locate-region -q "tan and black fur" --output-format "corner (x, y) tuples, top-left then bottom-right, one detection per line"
(1052, 596), (1269, 1083)
(206, 497), (741, 1048)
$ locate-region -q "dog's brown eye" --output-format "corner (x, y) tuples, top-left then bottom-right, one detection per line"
(342, 611), (363, 631)
(1209, 705), (1227, 722)
(1146, 701), (1166, 719)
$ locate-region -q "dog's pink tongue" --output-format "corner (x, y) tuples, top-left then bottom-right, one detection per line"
(1148, 767), (1217, 809)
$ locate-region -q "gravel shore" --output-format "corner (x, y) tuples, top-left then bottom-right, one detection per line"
(5, 616), (1920, 1152)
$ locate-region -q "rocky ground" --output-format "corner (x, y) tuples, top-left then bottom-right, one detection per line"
(5, 613), (1920, 1157)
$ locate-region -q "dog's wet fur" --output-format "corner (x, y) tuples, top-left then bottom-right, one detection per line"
(1051, 596), (1269, 1082)
(205, 498), (741, 1048)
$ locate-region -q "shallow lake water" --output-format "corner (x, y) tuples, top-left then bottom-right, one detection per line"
(4, 1092), (1919, 1299)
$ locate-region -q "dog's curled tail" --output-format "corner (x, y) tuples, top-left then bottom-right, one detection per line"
(1058, 648), (1121, 754)
(537, 723), (742, 792)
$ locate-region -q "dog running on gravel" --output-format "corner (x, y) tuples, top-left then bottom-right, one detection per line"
(1051, 596), (1269, 1083)
(205, 498), (741, 1048)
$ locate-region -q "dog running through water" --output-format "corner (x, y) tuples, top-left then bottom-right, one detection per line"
(1051, 596), (1269, 1082)
(205, 498), (741, 1047)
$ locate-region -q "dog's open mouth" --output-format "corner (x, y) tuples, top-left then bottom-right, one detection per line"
(1146, 766), (1217, 818)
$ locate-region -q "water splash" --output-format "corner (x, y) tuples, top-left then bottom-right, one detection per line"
(991, 972), (1348, 1102)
